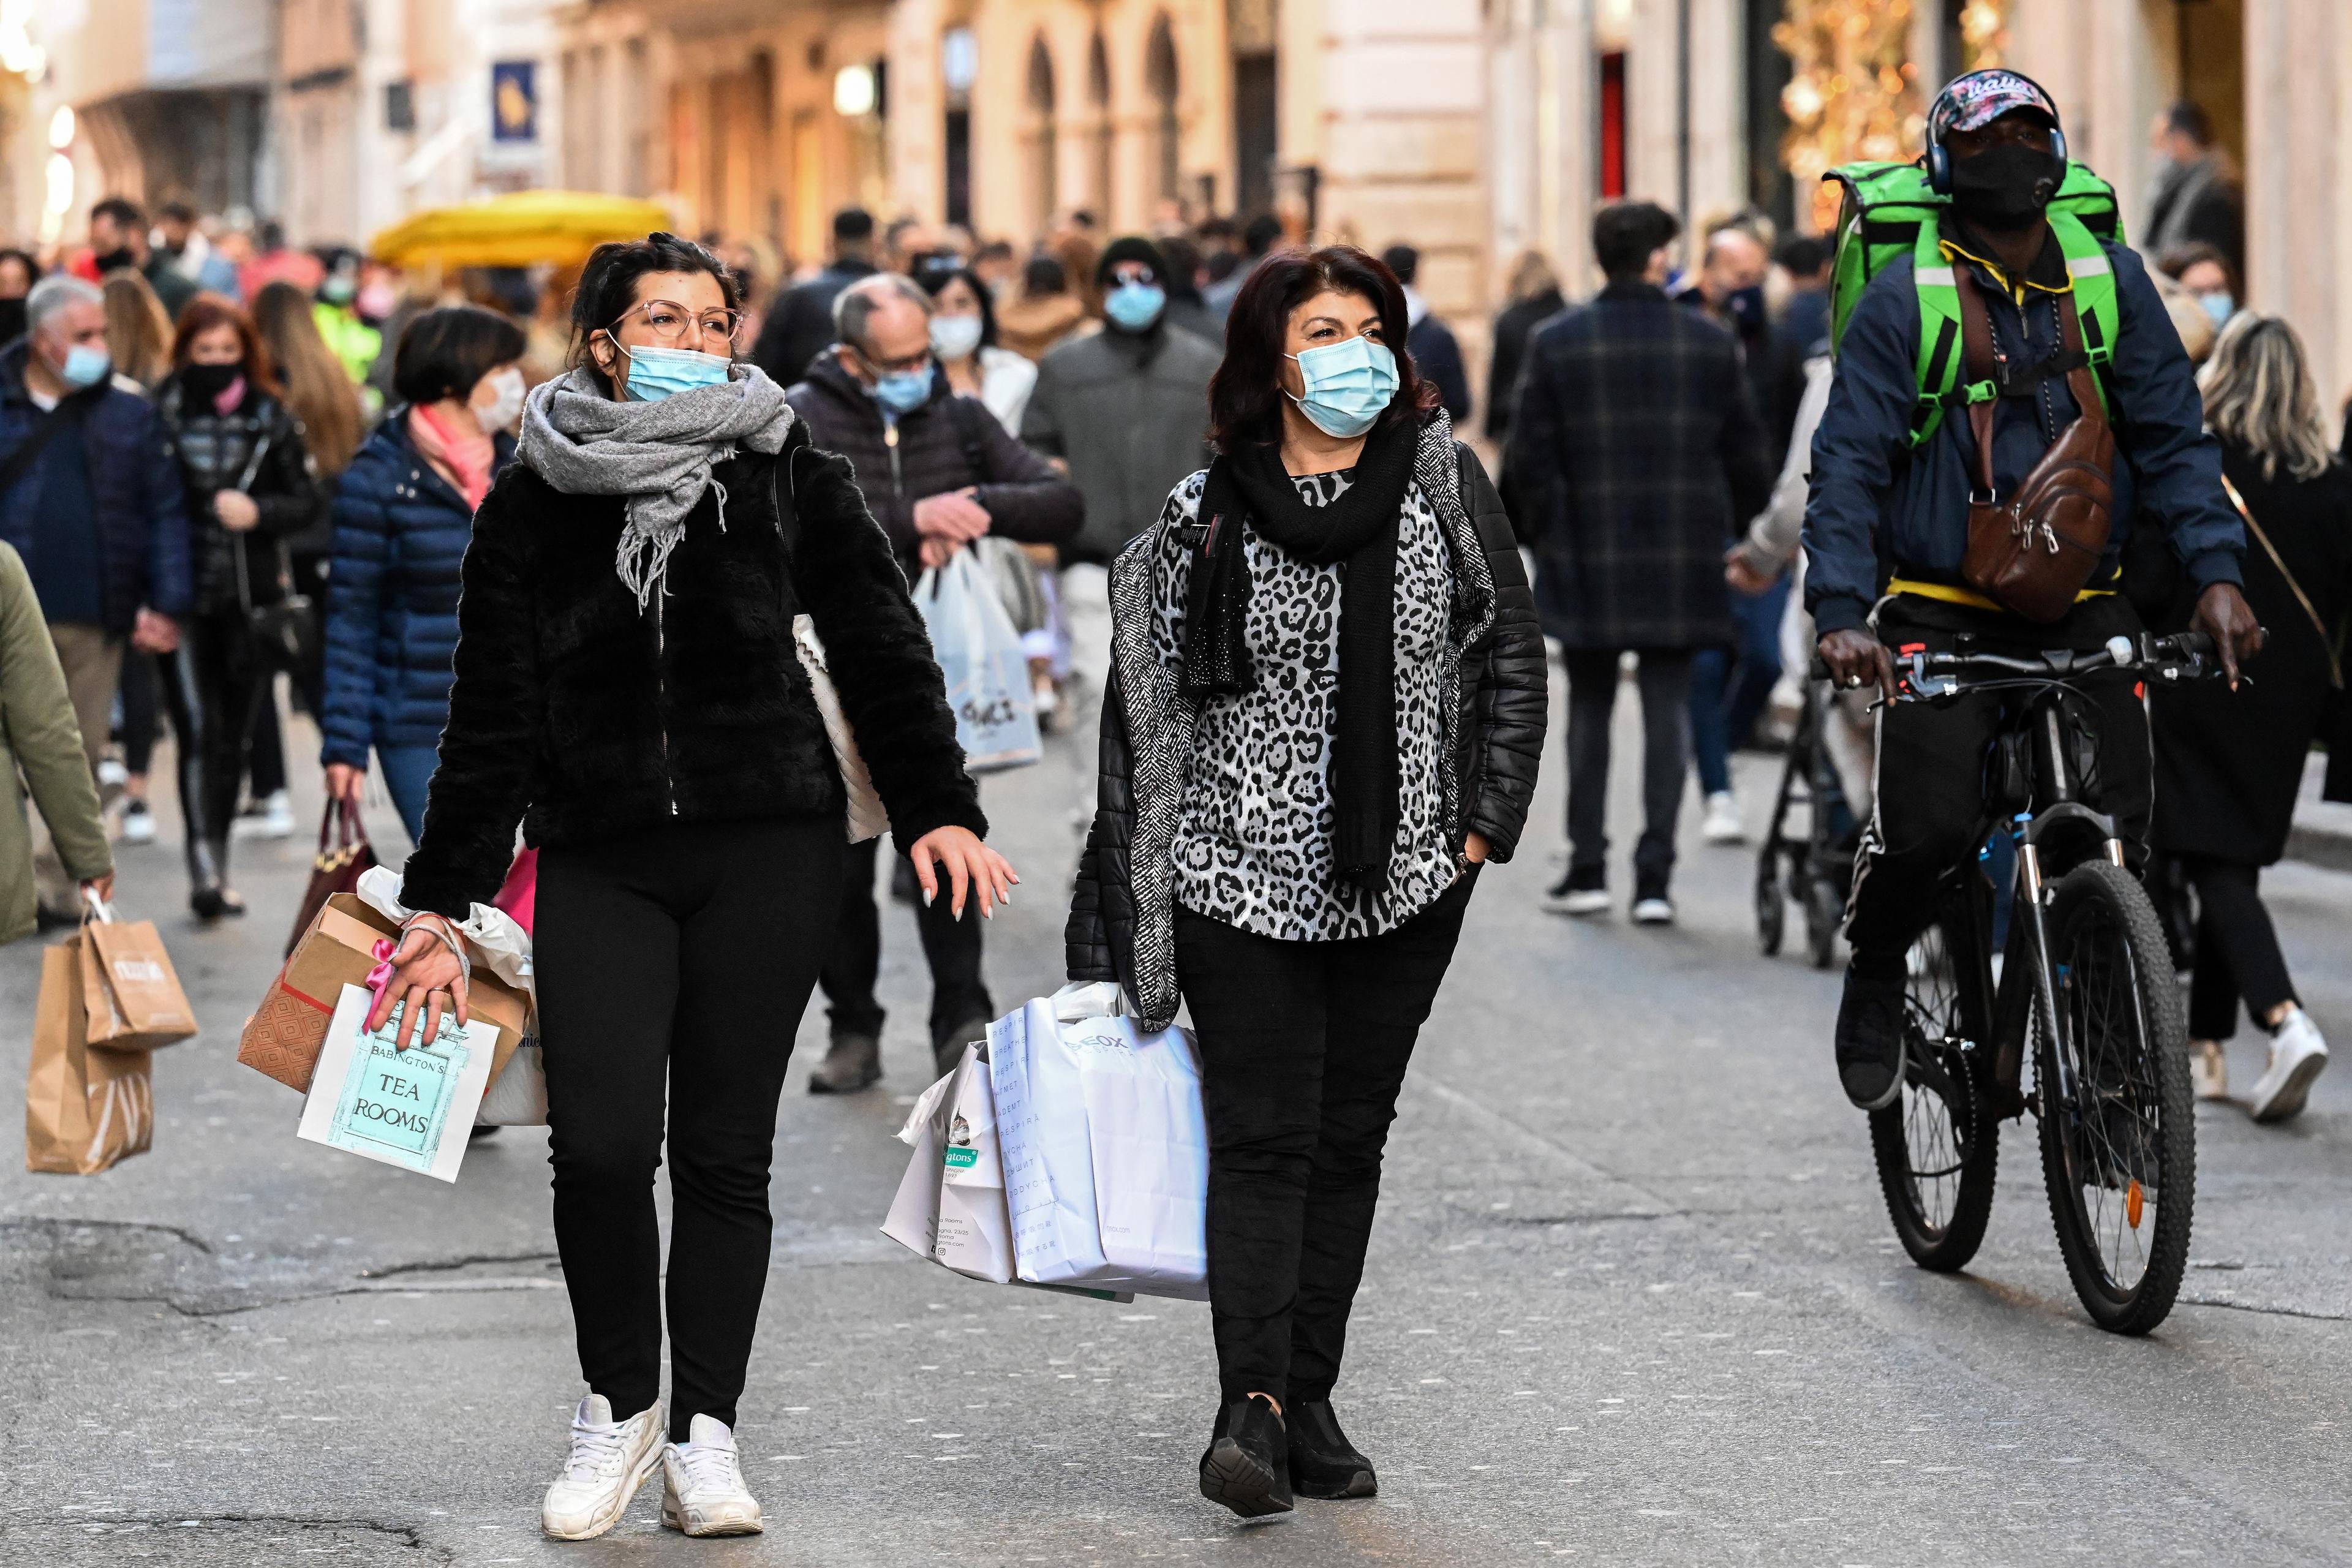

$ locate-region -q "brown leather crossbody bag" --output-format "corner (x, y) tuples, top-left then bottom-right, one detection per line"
(1956, 267), (2117, 622)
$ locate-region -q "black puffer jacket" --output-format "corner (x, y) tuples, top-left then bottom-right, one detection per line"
(786, 354), (1082, 575)
(1065, 441), (1547, 1002)
(400, 424), (984, 919)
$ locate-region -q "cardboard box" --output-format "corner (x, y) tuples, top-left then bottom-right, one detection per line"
(238, 895), (529, 1094)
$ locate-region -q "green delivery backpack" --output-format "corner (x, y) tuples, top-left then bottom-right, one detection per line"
(1823, 160), (2124, 448)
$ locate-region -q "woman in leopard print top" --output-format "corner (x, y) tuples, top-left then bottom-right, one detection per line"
(1065, 244), (1548, 1517)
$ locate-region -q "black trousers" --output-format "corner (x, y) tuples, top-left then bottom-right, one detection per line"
(1174, 872), (1476, 1407)
(1848, 595), (2152, 960)
(536, 816), (845, 1441)
(154, 610), (268, 882)
(1562, 650), (1694, 887)
(818, 834), (990, 1049)
(119, 650), (159, 776)
(2177, 856), (2297, 1041)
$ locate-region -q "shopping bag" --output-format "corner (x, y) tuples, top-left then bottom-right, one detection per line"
(355, 865), (545, 1125)
(992, 988), (1208, 1300)
(914, 548), (1042, 773)
(287, 797), (377, 957)
(77, 900), (197, 1052)
(26, 938), (154, 1174)
(295, 982), (494, 1182)
(492, 848), (539, 934)
(880, 1043), (1133, 1302)
(240, 894), (529, 1096)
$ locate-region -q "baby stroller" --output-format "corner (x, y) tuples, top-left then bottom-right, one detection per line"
(1754, 676), (1864, 969)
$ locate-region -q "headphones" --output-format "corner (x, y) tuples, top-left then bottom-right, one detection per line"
(1924, 70), (2067, 195)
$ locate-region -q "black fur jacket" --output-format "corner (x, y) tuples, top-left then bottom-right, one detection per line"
(399, 424), (983, 919)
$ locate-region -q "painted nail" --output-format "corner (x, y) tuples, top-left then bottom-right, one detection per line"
(922, 888), (935, 907)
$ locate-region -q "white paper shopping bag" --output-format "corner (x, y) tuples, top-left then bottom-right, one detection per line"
(880, 1064), (959, 1262)
(990, 999), (1114, 1288)
(1071, 1018), (1210, 1299)
(933, 1042), (1015, 1283)
(296, 984), (494, 1183)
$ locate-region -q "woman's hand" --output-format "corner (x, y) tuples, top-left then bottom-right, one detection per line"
(907, 826), (1017, 920)
(363, 923), (469, 1050)
(919, 535), (962, 571)
(325, 763), (366, 804)
(1464, 832), (1491, 865)
(214, 491), (261, 532)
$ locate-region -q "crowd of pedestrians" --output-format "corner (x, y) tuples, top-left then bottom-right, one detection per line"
(2, 66), (2348, 1537)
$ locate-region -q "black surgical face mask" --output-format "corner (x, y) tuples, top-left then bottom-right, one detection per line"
(92, 247), (138, 275)
(179, 361), (243, 405)
(1948, 142), (2066, 230)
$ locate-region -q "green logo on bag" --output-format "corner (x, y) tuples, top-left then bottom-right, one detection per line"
(943, 1146), (978, 1170)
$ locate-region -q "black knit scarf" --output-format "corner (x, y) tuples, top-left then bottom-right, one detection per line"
(1183, 415), (1421, 883)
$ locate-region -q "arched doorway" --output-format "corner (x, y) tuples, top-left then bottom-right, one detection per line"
(1087, 31), (1114, 224)
(1147, 14), (1180, 205)
(1026, 34), (1058, 235)
(1227, 0), (1277, 218)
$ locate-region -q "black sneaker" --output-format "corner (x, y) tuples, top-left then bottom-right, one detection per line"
(1198, 1396), (1294, 1518)
(1836, 956), (1908, 1110)
(1630, 875), (1675, 925)
(1286, 1400), (1376, 1500)
(1544, 866), (1609, 917)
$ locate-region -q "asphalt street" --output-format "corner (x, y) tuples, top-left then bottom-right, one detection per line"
(5, 671), (2351, 1567)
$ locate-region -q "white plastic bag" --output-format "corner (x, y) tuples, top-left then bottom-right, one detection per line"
(915, 548), (1041, 773)
(993, 986), (1209, 1300)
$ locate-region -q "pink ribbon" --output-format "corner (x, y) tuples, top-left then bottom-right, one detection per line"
(364, 938), (398, 1000)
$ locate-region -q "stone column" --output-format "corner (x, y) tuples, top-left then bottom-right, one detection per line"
(888, 0), (944, 226)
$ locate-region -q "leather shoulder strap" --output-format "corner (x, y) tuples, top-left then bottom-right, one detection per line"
(1953, 266), (1999, 499)
(2223, 472), (2344, 688)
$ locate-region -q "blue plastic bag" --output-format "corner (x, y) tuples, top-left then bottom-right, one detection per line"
(915, 548), (1042, 773)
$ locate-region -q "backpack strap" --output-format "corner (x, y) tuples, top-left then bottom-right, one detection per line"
(1907, 221), (1994, 450)
(2048, 209), (2117, 419)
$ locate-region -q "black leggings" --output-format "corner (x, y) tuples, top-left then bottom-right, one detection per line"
(1172, 872), (1476, 1408)
(156, 611), (268, 883)
(2178, 855), (2297, 1041)
(535, 816), (846, 1441)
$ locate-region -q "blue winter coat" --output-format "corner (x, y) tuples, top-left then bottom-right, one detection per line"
(0, 340), (193, 635)
(319, 412), (514, 769)
(1803, 228), (2244, 636)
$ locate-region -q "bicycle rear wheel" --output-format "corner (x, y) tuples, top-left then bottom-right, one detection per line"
(1868, 895), (1998, 1270)
(2034, 861), (2195, 1335)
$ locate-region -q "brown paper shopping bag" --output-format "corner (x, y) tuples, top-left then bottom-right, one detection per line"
(26, 938), (155, 1174)
(78, 910), (198, 1053)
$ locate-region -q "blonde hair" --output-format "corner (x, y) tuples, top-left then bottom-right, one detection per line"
(251, 281), (365, 478)
(1505, 249), (1559, 305)
(2199, 312), (2333, 483)
(99, 269), (175, 389)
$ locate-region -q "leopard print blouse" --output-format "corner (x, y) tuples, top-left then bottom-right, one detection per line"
(1149, 464), (1464, 941)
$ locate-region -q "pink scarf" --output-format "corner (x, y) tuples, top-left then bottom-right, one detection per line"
(409, 404), (494, 511)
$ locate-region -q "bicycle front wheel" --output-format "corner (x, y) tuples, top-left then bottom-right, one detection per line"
(1868, 895), (1997, 1271)
(2034, 861), (2195, 1334)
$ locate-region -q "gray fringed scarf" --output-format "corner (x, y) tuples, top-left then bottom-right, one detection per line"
(518, 363), (796, 610)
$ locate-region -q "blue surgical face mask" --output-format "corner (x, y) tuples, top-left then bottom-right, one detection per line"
(2199, 292), (2235, 330)
(1103, 281), (1166, 333)
(620, 343), (732, 402)
(870, 366), (935, 415)
(1725, 284), (1766, 328)
(1285, 336), (1399, 439)
(61, 344), (113, 389)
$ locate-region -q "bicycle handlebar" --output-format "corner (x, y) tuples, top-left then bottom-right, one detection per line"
(1894, 631), (2222, 700)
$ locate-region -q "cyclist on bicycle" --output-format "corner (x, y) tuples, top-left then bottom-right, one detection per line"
(1804, 69), (2264, 1111)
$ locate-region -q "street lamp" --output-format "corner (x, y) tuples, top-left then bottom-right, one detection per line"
(834, 63), (876, 118)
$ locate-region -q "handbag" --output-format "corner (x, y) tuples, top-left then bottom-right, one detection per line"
(1956, 268), (2117, 624)
(2221, 473), (2352, 802)
(774, 447), (890, 841)
(228, 428), (320, 676)
(285, 797), (378, 957)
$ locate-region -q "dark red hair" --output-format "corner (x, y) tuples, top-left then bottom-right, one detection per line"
(1205, 243), (1433, 451)
(170, 292), (281, 397)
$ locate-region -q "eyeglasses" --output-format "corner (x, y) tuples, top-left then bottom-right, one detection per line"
(846, 341), (934, 377)
(607, 299), (744, 349)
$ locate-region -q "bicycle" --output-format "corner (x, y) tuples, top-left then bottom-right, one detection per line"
(1864, 629), (2226, 1335)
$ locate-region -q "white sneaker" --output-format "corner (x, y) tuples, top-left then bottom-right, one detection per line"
(1701, 790), (1746, 845)
(119, 800), (156, 846)
(1632, 895), (1676, 925)
(662, 1414), (764, 1537)
(541, 1394), (665, 1540)
(2188, 1040), (2228, 1101)
(2248, 1008), (2329, 1123)
(235, 789), (296, 840)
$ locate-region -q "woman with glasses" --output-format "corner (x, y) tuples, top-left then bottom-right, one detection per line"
(320, 304), (526, 842)
(368, 233), (1010, 1540)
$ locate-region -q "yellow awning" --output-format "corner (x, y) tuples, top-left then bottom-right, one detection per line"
(370, 190), (675, 270)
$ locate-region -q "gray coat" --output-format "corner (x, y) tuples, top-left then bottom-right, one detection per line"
(1021, 323), (1219, 565)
